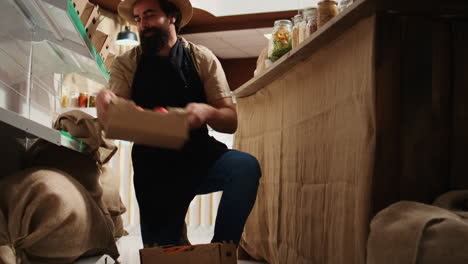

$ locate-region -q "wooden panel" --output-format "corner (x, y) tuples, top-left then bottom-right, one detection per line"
(90, 0), (119, 13)
(376, 0), (468, 16)
(432, 21), (453, 192)
(398, 17), (447, 203)
(181, 9), (298, 34)
(372, 14), (403, 214)
(372, 16), (453, 214)
(450, 21), (468, 189)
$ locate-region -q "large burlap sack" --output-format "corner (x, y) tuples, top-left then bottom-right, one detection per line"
(30, 110), (127, 237)
(367, 190), (468, 264)
(0, 168), (119, 264)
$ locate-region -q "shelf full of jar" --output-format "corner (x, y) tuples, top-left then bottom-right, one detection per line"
(236, 0), (372, 98)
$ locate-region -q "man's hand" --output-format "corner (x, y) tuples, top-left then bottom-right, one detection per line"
(96, 89), (117, 126)
(185, 98), (237, 134)
(185, 103), (215, 130)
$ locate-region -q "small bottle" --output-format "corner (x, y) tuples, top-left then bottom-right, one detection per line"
(88, 93), (97, 107)
(78, 92), (88, 108)
(317, 0), (339, 28)
(68, 91), (79, 108)
(268, 20), (293, 62)
(303, 7), (318, 38)
(61, 93), (68, 108)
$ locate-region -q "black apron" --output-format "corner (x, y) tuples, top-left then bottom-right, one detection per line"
(130, 40), (228, 199)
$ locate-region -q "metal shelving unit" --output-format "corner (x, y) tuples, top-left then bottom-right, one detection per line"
(0, 0), (109, 153)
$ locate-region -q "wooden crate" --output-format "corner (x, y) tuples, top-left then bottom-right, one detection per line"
(98, 35), (113, 62)
(104, 53), (116, 70)
(84, 5), (101, 39)
(71, 0), (94, 26)
(91, 30), (108, 53)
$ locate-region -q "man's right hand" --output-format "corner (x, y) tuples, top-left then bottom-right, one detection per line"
(96, 89), (117, 127)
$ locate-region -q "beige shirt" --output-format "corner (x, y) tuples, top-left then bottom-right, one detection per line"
(106, 37), (231, 103)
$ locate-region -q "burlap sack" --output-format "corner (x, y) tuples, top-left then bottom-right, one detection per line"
(367, 191), (468, 264)
(100, 165), (128, 237)
(38, 111), (127, 235)
(0, 168), (119, 264)
(53, 110), (117, 165)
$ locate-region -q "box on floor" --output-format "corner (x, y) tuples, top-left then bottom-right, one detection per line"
(140, 243), (237, 264)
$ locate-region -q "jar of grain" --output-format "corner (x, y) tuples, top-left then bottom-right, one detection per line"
(303, 7), (318, 38)
(317, 0), (339, 28)
(292, 15), (304, 49)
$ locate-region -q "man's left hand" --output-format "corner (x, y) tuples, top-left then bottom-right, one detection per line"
(185, 103), (215, 129)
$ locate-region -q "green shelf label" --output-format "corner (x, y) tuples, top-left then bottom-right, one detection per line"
(60, 130), (90, 153)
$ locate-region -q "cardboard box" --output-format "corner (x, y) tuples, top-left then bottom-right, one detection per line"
(104, 98), (188, 149)
(140, 243), (237, 264)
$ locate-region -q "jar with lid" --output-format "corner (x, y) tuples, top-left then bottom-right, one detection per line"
(268, 20), (292, 62)
(317, 0), (339, 28)
(338, 0), (353, 12)
(303, 7), (318, 38)
(68, 91), (79, 108)
(292, 15), (305, 49)
(88, 93), (97, 107)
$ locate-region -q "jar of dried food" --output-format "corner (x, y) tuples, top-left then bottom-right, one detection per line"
(339, 0), (353, 12)
(303, 7), (318, 38)
(317, 0), (339, 28)
(292, 15), (304, 49)
(268, 20), (292, 62)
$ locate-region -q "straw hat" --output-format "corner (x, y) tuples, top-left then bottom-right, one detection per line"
(118, 0), (193, 28)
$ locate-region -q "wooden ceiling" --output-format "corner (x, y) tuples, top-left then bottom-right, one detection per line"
(91, 0), (297, 34)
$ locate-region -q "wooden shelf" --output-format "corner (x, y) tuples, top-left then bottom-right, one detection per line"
(234, 0), (374, 98)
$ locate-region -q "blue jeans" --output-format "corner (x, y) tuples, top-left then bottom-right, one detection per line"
(138, 150), (261, 246)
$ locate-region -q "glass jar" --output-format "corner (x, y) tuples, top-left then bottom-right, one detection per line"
(292, 15), (304, 49)
(339, 0), (353, 12)
(303, 7), (318, 38)
(68, 91), (79, 108)
(317, 0), (339, 28)
(88, 93), (97, 107)
(268, 20), (292, 62)
(78, 92), (88, 108)
(61, 93), (68, 108)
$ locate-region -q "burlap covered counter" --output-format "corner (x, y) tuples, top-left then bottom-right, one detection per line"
(234, 4), (468, 263)
(234, 17), (376, 264)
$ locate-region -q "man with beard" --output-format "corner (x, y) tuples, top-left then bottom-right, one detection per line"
(95, 0), (261, 247)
